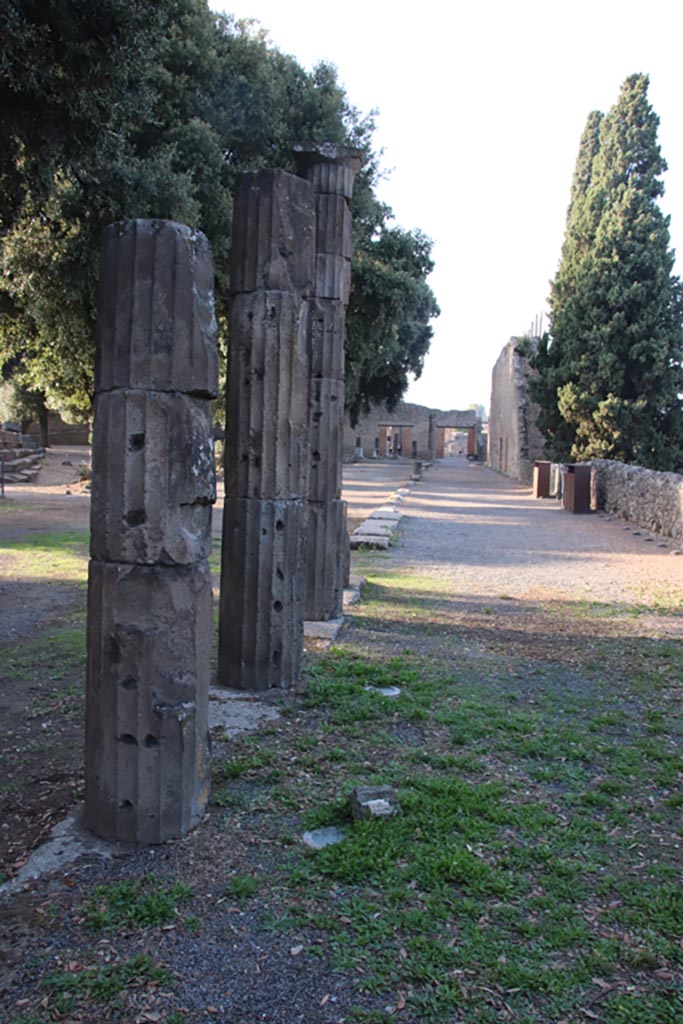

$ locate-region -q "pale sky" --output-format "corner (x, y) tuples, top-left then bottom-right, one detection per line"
(210, 0), (683, 413)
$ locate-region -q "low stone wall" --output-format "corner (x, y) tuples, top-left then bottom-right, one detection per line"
(591, 459), (683, 543)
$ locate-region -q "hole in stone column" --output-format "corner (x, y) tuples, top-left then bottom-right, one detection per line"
(126, 509), (146, 527)
(262, 528), (267, 536)
(240, 453), (248, 463)
(105, 636), (121, 663)
(276, 568), (284, 580)
(313, 411), (322, 422)
(253, 456), (260, 468)
(119, 800), (133, 810)
(312, 451), (321, 463)
(143, 734), (159, 748)
(275, 520), (284, 531)
(118, 733), (138, 745)
(128, 433), (145, 451)
(273, 600), (283, 612)
(120, 676), (137, 691)
(272, 649), (281, 667)
(331, 394), (338, 403)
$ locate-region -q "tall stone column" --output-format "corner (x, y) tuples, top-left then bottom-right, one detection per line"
(294, 144), (362, 621)
(218, 171), (315, 690)
(86, 219), (218, 844)
(428, 413), (436, 461)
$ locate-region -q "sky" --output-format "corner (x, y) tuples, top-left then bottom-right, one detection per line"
(210, 0), (683, 413)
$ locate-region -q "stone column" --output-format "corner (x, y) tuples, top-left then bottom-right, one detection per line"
(378, 433), (387, 457)
(86, 219), (218, 844)
(218, 171), (315, 690)
(294, 144), (362, 621)
(428, 413), (436, 461)
(436, 427), (446, 459)
(403, 427), (413, 455)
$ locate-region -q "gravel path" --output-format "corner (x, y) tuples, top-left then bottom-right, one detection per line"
(390, 457), (683, 608)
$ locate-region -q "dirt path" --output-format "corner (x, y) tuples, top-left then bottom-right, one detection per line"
(389, 456), (683, 608)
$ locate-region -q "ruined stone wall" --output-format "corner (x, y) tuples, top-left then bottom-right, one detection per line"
(343, 401), (477, 460)
(591, 460), (683, 542)
(488, 338), (545, 484)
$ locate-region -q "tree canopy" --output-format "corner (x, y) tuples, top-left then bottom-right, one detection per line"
(532, 74), (683, 470)
(0, 0), (438, 428)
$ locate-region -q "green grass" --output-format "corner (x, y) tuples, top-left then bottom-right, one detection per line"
(0, 530), (88, 582)
(241, 579), (683, 1023)
(85, 875), (192, 931)
(43, 954), (170, 1015)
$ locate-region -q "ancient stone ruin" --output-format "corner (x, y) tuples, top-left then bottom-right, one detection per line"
(294, 144), (361, 623)
(85, 219), (218, 843)
(218, 169), (315, 691)
(218, 147), (360, 691)
(488, 337), (544, 483)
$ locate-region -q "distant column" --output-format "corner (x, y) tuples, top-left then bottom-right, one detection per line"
(218, 171), (315, 690)
(428, 414), (436, 461)
(435, 427), (446, 459)
(86, 219), (218, 844)
(294, 144), (362, 621)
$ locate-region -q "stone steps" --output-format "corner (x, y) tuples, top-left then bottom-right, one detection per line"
(0, 445), (46, 482)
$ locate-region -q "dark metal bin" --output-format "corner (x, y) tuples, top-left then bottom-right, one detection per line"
(562, 463), (591, 514)
(533, 460), (551, 498)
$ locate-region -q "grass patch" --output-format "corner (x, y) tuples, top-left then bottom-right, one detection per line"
(1, 530), (88, 582)
(44, 953), (170, 1015)
(85, 875), (192, 931)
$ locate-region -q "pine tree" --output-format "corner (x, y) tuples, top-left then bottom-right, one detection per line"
(534, 74), (683, 470)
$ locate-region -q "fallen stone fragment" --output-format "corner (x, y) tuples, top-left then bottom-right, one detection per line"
(302, 826), (346, 849)
(349, 534), (390, 550)
(365, 685), (401, 697)
(350, 785), (400, 820)
(303, 617), (343, 641)
(369, 508), (402, 521)
(352, 522), (394, 537)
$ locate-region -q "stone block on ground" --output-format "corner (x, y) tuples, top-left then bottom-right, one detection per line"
(89, 390), (214, 565)
(85, 559), (212, 844)
(349, 785), (400, 820)
(96, 219), (218, 397)
(350, 533), (390, 550)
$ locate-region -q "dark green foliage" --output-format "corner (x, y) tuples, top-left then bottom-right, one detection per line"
(346, 227), (439, 425)
(0, 1), (438, 422)
(533, 75), (683, 469)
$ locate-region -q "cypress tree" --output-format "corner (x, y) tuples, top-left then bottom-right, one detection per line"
(535, 74), (683, 470)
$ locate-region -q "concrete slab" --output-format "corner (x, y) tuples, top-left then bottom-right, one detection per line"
(350, 534), (390, 550)
(303, 617), (344, 640)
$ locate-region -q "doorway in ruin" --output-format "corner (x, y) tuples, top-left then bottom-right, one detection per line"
(377, 422), (414, 457)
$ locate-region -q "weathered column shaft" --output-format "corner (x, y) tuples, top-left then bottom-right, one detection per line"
(428, 413), (436, 461)
(86, 219), (217, 844)
(218, 171), (315, 690)
(294, 145), (361, 621)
